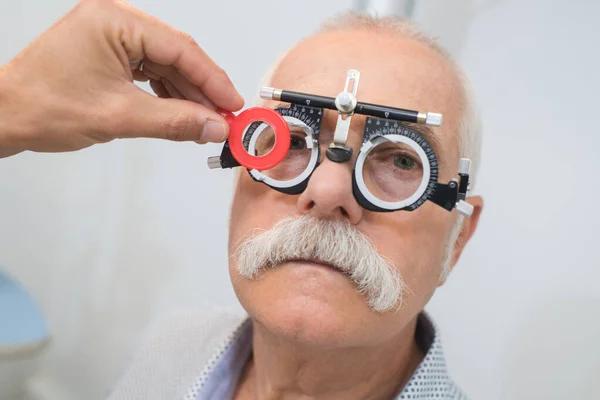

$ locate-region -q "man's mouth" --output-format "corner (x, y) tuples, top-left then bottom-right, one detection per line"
(285, 258), (347, 275)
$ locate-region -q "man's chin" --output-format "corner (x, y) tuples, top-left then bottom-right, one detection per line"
(244, 267), (368, 344)
(253, 297), (357, 346)
(232, 261), (375, 345)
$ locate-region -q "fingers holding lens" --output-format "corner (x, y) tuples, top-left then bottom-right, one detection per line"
(149, 79), (170, 99)
(139, 60), (217, 110)
(135, 17), (244, 111)
(161, 78), (185, 100)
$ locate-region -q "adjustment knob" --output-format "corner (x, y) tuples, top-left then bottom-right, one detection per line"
(335, 92), (357, 113)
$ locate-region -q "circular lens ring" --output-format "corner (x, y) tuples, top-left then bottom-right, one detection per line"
(354, 134), (434, 211)
(248, 116), (319, 189)
(218, 107), (290, 171)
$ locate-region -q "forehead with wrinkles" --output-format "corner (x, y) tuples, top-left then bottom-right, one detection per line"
(263, 28), (465, 171)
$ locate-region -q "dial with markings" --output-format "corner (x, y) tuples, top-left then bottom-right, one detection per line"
(358, 117), (439, 211)
(243, 104), (323, 150)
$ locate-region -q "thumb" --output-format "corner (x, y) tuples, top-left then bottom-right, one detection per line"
(114, 87), (230, 144)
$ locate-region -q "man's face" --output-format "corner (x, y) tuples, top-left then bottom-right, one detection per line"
(227, 29), (482, 346)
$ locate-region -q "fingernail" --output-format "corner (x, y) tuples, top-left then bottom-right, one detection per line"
(201, 120), (227, 143)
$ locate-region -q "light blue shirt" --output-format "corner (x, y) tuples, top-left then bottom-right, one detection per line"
(194, 313), (469, 399)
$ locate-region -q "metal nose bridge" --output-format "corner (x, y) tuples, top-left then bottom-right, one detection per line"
(325, 70), (361, 164)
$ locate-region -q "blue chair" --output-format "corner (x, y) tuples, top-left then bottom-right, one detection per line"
(0, 268), (50, 399)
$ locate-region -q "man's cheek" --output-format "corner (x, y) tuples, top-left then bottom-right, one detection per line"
(228, 190), (256, 251)
(366, 219), (445, 282)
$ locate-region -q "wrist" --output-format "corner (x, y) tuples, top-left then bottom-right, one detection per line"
(0, 66), (26, 157)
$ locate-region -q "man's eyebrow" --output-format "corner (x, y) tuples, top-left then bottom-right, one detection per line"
(272, 102), (291, 110)
(398, 121), (442, 155)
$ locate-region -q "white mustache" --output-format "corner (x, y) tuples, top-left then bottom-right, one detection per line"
(232, 215), (406, 313)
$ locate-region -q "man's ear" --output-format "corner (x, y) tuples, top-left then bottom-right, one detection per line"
(438, 195), (483, 285)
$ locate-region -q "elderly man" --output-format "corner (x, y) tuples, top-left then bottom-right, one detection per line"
(106, 10), (484, 400)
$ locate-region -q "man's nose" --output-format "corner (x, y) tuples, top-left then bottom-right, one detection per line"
(297, 157), (363, 224)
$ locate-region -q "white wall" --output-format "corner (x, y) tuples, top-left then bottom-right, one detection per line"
(0, 0), (599, 399)
(423, 1), (600, 399)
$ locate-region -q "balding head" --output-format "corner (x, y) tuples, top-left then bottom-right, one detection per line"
(257, 11), (482, 191)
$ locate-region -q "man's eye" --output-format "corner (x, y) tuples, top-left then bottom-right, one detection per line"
(290, 134), (306, 150)
(393, 154), (417, 170)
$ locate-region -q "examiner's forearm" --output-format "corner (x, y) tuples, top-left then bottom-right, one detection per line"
(0, 0), (243, 160)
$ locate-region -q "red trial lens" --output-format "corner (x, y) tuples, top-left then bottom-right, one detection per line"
(217, 107), (291, 171)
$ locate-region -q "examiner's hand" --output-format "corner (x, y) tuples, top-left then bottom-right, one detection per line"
(0, 0), (244, 158)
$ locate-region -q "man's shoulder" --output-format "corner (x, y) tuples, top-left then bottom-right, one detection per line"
(397, 312), (472, 400)
(107, 306), (248, 400)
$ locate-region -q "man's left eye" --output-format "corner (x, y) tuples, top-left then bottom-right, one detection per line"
(394, 155), (417, 170)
